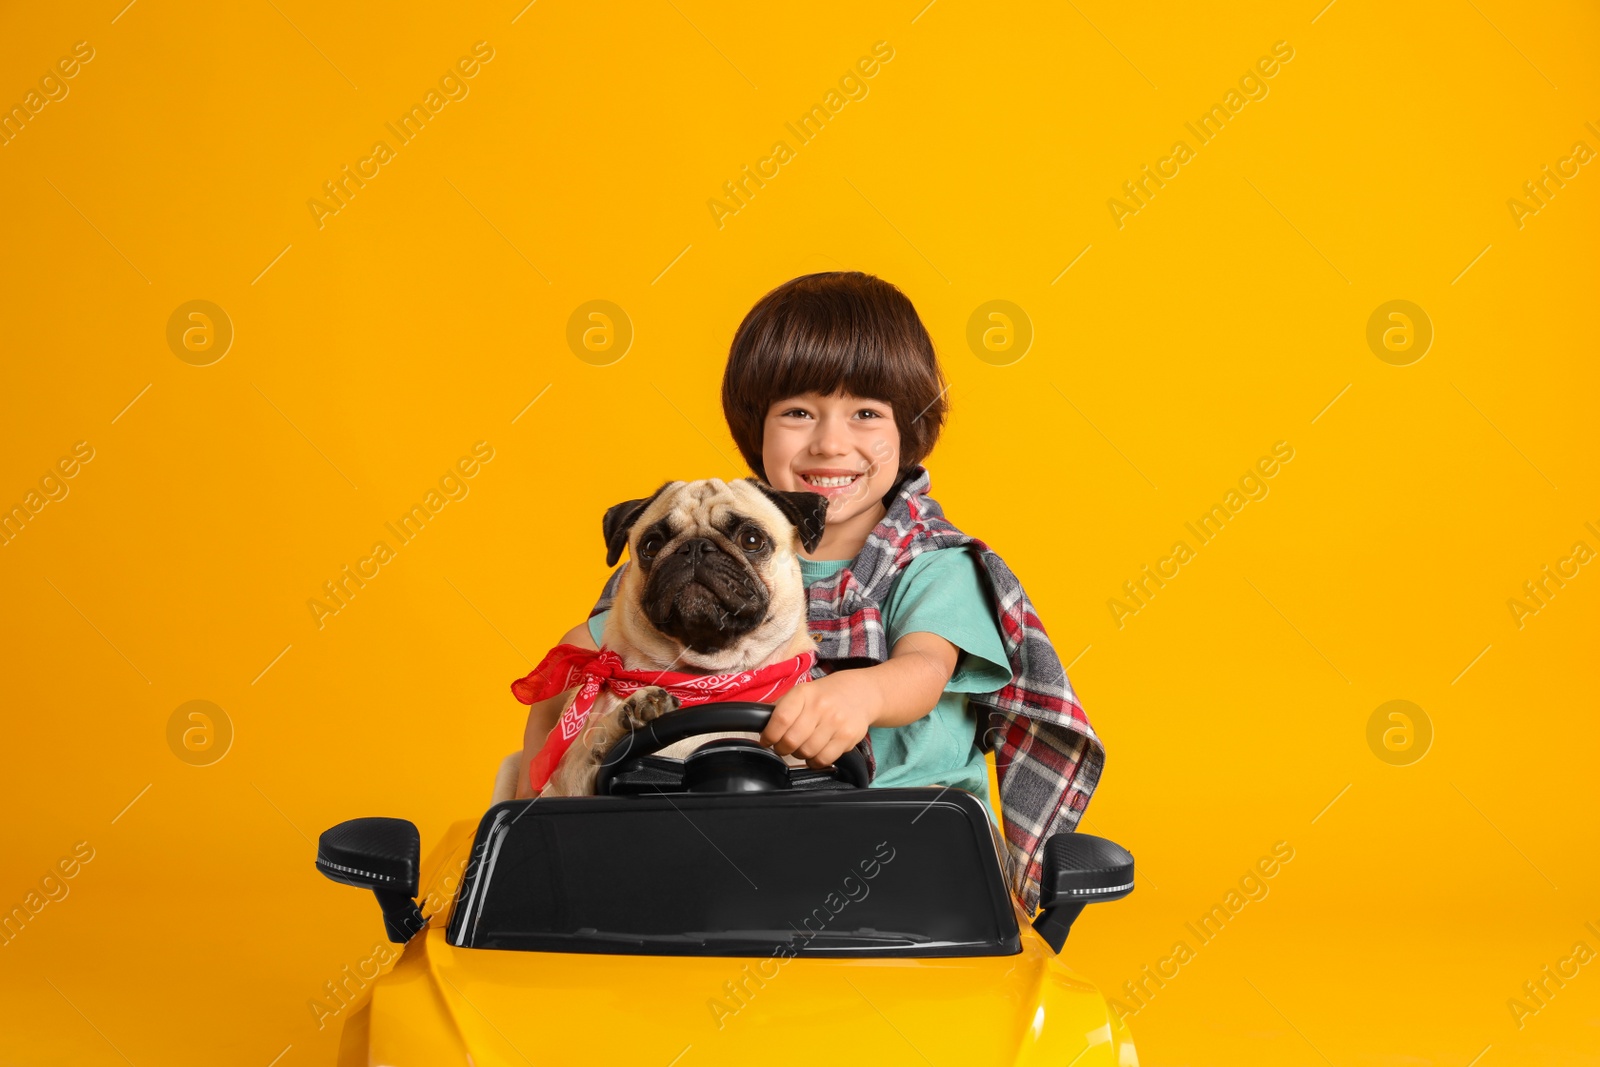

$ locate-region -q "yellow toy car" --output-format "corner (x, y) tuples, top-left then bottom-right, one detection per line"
(316, 703), (1138, 1065)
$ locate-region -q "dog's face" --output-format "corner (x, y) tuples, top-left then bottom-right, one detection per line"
(600, 478), (828, 672)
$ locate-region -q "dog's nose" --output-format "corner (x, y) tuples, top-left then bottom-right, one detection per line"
(679, 537), (715, 562)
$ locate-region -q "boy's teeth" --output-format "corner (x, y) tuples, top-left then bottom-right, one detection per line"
(804, 474), (858, 488)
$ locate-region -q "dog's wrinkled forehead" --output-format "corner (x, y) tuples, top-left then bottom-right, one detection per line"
(636, 479), (789, 545)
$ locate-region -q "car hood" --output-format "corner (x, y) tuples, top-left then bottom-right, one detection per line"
(368, 927), (1131, 1067)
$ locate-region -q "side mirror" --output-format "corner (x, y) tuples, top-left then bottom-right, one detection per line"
(316, 817), (427, 943)
(1031, 832), (1134, 953)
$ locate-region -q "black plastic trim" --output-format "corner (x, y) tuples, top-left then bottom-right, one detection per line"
(445, 788), (1020, 958)
(314, 817), (426, 944)
(1031, 832), (1135, 953)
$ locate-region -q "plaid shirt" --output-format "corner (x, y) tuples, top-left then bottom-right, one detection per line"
(587, 465), (1104, 912)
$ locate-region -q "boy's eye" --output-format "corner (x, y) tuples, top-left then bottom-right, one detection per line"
(781, 408), (812, 418)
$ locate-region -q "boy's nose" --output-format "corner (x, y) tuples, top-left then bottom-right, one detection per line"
(811, 416), (852, 454)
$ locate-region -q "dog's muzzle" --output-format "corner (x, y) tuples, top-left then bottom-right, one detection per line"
(643, 538), (768, 652)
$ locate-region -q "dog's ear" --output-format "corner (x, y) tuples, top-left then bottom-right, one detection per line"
(745, 479), (829, 554)
(602, 482), (673, 567)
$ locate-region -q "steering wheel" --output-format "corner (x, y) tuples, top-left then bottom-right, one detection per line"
(593, 701), (871, 796)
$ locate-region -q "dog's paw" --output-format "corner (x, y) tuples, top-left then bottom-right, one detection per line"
(617, 686), (680, 729)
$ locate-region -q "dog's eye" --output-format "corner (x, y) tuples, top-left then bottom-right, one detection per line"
(639, 533), (664, 559)
(738, 527), (767, 553)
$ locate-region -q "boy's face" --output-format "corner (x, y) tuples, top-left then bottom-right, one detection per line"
(761, 390), (901, 528)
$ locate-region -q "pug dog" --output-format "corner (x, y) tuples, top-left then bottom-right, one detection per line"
(537, 477), (829, 797)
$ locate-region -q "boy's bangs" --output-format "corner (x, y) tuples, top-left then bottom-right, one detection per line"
(761, 315), (899, 408)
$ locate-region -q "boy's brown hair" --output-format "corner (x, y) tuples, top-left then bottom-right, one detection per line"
(721, 271), (948, 483)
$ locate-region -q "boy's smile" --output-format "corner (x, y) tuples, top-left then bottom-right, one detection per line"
(762, 390), (902, 560)
(796, 468), (866, 493)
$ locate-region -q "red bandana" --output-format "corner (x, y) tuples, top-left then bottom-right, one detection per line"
(511, 643), (816, 793)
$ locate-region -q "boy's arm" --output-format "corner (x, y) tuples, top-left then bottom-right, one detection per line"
(761, 631), (958, 768)
(512, 620), (597, 798)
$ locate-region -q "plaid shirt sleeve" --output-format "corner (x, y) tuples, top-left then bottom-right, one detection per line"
(968, 552), (1105, 914)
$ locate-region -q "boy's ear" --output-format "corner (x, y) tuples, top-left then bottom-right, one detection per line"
(745, 479), (829, 554)
(602, 482), (674, 567)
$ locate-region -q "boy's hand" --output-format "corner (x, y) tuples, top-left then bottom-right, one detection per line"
(761, 670), (884, 769)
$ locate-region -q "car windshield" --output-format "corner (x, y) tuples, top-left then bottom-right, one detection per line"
(446, 790), (1020, 957)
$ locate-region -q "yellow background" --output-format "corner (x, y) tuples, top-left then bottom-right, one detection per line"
(2, 0), (1596, 1063)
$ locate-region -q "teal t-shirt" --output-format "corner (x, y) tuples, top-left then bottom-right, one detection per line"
(587, 550), (1011, 816)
